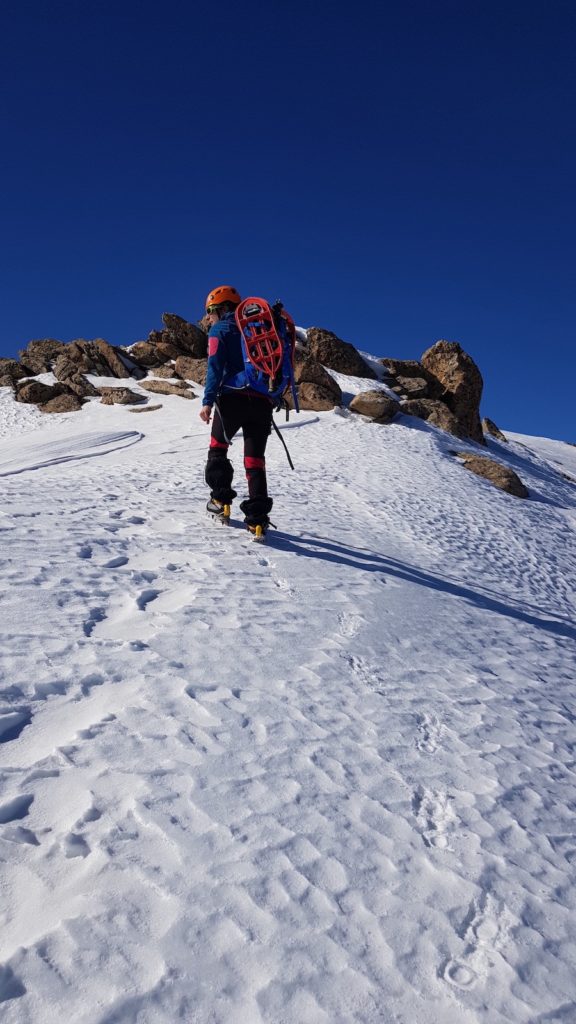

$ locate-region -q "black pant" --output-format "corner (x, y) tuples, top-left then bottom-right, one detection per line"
(205, 392), (274, 524)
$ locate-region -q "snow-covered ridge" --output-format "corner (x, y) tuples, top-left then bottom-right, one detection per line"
(0, 385), (575, 1023)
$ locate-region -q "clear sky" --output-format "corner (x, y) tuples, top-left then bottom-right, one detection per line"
(1, 0), (575, 440)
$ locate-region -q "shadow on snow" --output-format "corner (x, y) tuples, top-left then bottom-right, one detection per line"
(271, 531), (576, 643)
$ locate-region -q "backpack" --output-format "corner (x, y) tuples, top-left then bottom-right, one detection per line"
(234, 297), (299, 412)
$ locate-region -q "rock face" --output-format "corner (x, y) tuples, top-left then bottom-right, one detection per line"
(18, 339), (66, 373)
(133, 314), (208, 368)
(291, 382), (338, 411)
(100, 387), (147, 405)
(421, 340), (484, 444)
(161, 313), (207, 358)
(174, 356), (208, 386)
(288, 353), (343, 410)
(400, 398), (464, 437)
(39, 393), (84, 414)
(52, 339), (131, 380)
(0, 359), (32, 386)
(50, 339), (130, 399)
(455, 453), (528, 497)
(349, 391), (399, 423)
(61, 374), (101, 399)
(392, 376), (430, 398)
(306, 328), (377, 379)
(15, 380), (68, 405)
(482, 417), (508, 442)
(93, 339), (130, 378)
(129, 342), (164, 368)
(380, 358), (428, 378)
(18, 338), (129, 379)
(152, 364), (180, 379)
(139, 380), (196, 399)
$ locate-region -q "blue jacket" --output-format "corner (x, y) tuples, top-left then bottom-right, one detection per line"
(202, 311), (255, 407)
(201, 311), (278, 407)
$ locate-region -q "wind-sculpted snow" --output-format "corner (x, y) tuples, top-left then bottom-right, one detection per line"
(0, 430), (143, 476)
(0, 394), (575, 1023)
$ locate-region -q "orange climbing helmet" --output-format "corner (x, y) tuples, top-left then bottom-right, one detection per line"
(205, 285), (242, 311)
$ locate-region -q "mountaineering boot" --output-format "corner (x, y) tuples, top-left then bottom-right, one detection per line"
(246, 519), (269, 542)
(206, 498), (231, 523)
(240, 498), (274, 541)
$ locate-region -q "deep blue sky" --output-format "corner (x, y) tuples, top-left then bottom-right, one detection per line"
(2, 0), (575, 440)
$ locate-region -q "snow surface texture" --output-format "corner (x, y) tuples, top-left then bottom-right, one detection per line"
(0, 375), (575, 1024)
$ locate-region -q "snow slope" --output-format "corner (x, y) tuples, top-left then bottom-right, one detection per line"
(0, 380), (575, 1024)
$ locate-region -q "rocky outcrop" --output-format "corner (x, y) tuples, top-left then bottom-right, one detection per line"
(129, 403), (163, 414)
(307, 328), (377, 379)
(18, 339), (66, 373)
(392, 376), (430, 398)
(154, 339), (182, 361)
(380, 359), (443, 396)
(482, 417), (508, 442)
(51, 345), (125, 400)
(161, 313), (207, 358)
(15, 380), (68, 405)
(100, 387), (147, 405)
(134, 314), (208, 368)
(174, 356), (208, 386)
(52, 339), (131, 380)
(61, 374), (101, 399)
(454, 453), (528, 497)
(0, 359), (32, 386)
(292, 382), (340, 411)
(380, 358), (428, 378)
(93, 339), (130, 378)
(39, 393), (84, 414)
(349, 391), (399, 423)
(400, 398), (464, 437)
(421, 341), (484, 444)
(7, 315), (497, 458)
(139, 380), (196, 399)
(18, 337), (129, 379)
(288, 353), (343, 410)
(128, 342), (164, 368)
(152, 364), (180, 379)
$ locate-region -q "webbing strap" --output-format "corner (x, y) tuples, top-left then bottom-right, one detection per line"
(214, 401), (233, 445)
(272, 417), (295, 470)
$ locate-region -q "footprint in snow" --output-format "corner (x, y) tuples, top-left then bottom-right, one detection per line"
(415, 711), (443, 754)
(80, 672), (106, 696)
(63, 832), (90, 858)
(0, 707), (33, 744)
(412, 786), (456, 850)
(443, 892), (513, 991)
(103, 555), (129, 569)
(33, 680), (68, 699)
(0, 965), (26, 1003)
(337, 611), (363, 639)
(83, 607), (107, 637)
(2, 825), (40, 846)
(136, 588), (160, 611)
(0, 794), (34, 824)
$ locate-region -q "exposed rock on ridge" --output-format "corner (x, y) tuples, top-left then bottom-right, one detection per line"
(307, 328), (377, 380)
(454, 453), (528, 497)
(421, 340), (484, 444)
(349, 391), (398, 423)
